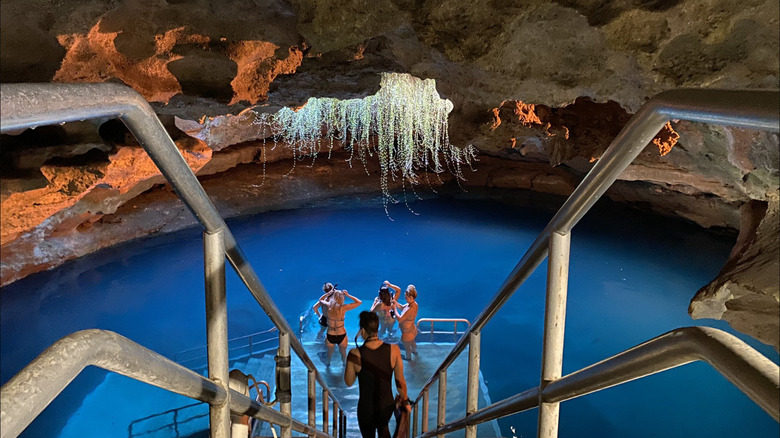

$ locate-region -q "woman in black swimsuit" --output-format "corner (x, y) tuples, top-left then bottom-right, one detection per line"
(344, 311), (410, 438)
(313, 282), (337, 339)
(320, 289), (361, 367)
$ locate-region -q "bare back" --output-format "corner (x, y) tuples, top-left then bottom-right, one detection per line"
(326, 304), (346, 335)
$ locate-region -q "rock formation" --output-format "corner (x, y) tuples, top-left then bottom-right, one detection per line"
(0, 0), (778, 348)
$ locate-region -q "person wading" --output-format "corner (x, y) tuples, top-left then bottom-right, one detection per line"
(320, 288), (361, 367)
(313, 282), (337, 340)
(371, 281), (400, 339)
(394, 284), (419, 360)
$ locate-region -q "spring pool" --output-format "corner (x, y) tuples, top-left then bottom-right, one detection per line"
(1, 196), (777, 437)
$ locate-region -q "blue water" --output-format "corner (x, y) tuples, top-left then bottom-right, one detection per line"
(1, 196), (777, 437)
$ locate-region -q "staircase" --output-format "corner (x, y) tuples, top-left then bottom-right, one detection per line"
(3, 85), (776, 438)
(57, 354), (276, 438)
(252, 340), (503, 438)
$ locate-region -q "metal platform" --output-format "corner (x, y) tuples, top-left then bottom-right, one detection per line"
(249, 337), (503, 437)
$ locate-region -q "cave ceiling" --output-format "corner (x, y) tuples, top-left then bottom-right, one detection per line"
(0, 0), (778, 348)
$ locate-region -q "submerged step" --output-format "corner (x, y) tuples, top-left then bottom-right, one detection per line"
(59, 341), (502, 437)
(261, 340), (504, 437)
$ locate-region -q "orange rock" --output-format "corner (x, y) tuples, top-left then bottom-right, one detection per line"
(653, 122), (680, 157)
(0, 141), (211, 247)
(229, 43), (303, 104)
(54, 21), (183, 102)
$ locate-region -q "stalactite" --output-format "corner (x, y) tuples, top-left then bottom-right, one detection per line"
(253, 73), (476, 213)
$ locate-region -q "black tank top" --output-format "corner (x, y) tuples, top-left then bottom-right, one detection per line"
(357, 342), (395, 422)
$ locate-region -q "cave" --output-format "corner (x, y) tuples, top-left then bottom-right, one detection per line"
(0, 0), (778, 437)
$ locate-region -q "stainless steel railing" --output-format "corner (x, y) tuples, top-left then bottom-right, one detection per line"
(416, 318), (471, 336)
(174, 327), (280, 366)
(0, 330), (330, 438)
(408, 89), (780, 438)
(416, 318), (471, 345)
(0, 83), (346, 438)
(418, 326), (780, 437)
(2, 83), (778, 438)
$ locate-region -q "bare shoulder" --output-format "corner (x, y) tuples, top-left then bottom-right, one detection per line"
(390, 343), (402, 358)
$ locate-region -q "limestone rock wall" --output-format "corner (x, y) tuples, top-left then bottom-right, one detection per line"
(1, 0), (778, 348)
(690, 196), (780, 348)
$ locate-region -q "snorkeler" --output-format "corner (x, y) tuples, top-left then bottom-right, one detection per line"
(394, 285), (419, 360)
(371, 281), (401, 339)
(320, 288), (362, 367)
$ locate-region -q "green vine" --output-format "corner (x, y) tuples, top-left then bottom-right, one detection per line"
(254, 73), (476, 214)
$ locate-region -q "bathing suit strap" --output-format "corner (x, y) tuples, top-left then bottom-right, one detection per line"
(328, 316), (345, 329)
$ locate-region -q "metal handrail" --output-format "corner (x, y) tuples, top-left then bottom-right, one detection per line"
(411, 89), (780, 407)
(0, 330), (331, 438)
(418, 326), (780, 437)
(248, 377), (273, 405)
(248, 377), (275, 437)
(174, 327), (280, 365)
(0, 82), (338, 401)
(416, 318), (471, 334)
(408, 89), (779, 438)
(2, 84), (778, 437)
(0, 83), (345, 437)
(176, 327), (278, 357)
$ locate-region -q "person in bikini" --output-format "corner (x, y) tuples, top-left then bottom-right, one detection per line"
(394, 284), (419, 360)
(371, 281), (400, 339)
(320, 288), (362, 367)
(313, 282), (337, 340)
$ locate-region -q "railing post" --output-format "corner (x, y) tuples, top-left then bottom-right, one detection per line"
(412, 401), (418, 437)
(465, 331), (481, 438)
(437, 370), (447, 438)
(277, 332), (292, 438)
(308, 370), (316, 437)
(322, 389), (329, 434)
(332, 400), (339, 436)
(204, 229), (230, 438)
(538, 231), (571, 438)
(422, 388), (429, 433)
